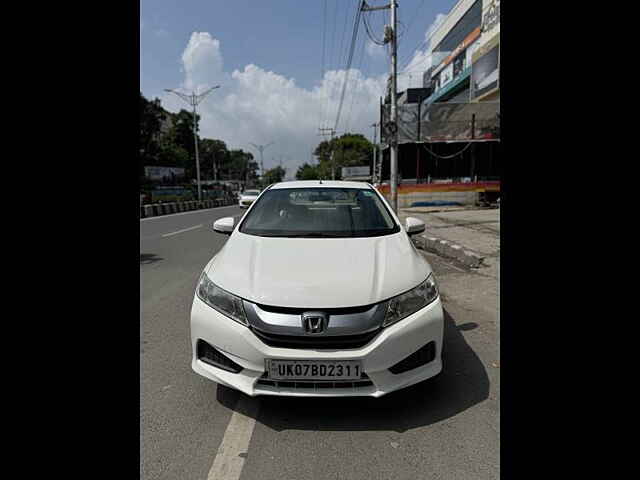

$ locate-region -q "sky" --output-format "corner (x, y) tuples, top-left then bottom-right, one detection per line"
(140, 0), (456, 178)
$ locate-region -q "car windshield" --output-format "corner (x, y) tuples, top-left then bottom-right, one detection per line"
(239, 187), (399, 238)
(243, 190), (260, 196)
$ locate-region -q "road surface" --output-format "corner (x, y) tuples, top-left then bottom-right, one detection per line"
(140, 206), (499, 480)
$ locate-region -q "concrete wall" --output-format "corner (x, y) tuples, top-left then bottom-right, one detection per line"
(382, 190), (478, 208)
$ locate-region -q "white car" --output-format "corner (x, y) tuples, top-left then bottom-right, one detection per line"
(191, 181), (444, 397)
(238, 189), (261, 208)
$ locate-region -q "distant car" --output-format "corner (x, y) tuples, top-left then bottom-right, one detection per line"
(191, 180), (444, 398)
(238, 189), (261, 209)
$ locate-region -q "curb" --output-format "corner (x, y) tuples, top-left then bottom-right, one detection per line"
(413, 234), (485, 268)
(140, 200), (235, 218)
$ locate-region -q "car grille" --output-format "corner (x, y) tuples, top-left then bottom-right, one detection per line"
(255, 303), (374, 315)
(256, 372), (374, 390)
(250, 327), (381, 350)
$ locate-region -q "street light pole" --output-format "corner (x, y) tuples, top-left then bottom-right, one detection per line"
(165, 85), (220, 202)
(371, 122), (378, 184)
(249, 142), (275, 179)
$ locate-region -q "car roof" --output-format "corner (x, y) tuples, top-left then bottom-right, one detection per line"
(269, 180), (373, 190)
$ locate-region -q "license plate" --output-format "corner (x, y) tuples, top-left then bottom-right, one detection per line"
(265, 359), (362, 380)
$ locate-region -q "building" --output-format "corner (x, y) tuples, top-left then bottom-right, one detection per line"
(377, 0), (500, 207)
(471, 0), (500, 102)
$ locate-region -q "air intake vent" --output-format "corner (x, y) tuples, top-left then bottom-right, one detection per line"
(256, 372), (373, 390)
(389, 341), (436, 374)
(196, 340), (242, 373)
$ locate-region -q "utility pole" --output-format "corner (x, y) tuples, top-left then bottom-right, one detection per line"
(165, 85), (220, 202)
(362, 0), (398, 211)
(318, 127), (336, 179)
(389, 0), (398, 212)
(249, 142), (275, 178)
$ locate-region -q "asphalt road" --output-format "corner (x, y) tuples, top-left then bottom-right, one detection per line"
(140, 206), (500, 480)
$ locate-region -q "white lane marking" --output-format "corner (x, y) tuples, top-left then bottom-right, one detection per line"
(140, 205), (239, 222)
(161, 224), (202, 237)
(207, 395), (261, 480)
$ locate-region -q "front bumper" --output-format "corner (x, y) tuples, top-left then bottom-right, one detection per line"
(190, 295), (444, 397)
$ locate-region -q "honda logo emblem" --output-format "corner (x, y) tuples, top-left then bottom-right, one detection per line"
(302, 312), (328, 334)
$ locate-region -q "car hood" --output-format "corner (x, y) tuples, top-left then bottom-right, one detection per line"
(240, 195), (258, 200)
(206, 231), (431, 308)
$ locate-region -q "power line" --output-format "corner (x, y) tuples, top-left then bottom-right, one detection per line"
(400, 0), (426, 43)
(422, 142), (473, 159)
(397, 12), (447, 72)
(362, 10), (386, 45)
(318, 0), (329, 129)
(345, 25), (370, 133)
(325, 0), (358, 128)
(333, 0), (363, 132)
(320, 0), (339, 129)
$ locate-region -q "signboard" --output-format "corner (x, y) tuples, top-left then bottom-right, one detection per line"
(144, 166), (186, 181)
(341, 166), (370, 178)
(440, 63), (454, 89)
(481, 0), (500, 38)
(432, 26), (481, 78)
(471, 37), (499, 101)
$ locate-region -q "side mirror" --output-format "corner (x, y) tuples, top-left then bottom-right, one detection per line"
(213, 217), (235, 235)
(405, 217), (426, 236)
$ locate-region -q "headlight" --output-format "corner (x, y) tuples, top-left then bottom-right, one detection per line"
(383, 274), (439, 327)
(196, 273), (248, 326)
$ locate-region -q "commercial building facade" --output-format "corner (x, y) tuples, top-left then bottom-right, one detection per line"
(377, 0), (500, 206)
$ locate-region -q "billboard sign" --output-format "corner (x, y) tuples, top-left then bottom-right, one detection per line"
(341, 166), (370, 178)
(481, 0), (500, 38)
(440, 63), (454, 89)
(471, 38), (499, 100)
(144, 166), (186, 181)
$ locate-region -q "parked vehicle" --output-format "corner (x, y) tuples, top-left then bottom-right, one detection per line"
(191, 181), (444, 397)
(238, 189), (261, 208)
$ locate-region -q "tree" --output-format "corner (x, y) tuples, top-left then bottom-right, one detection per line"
(169, 109), (200, 178)
(199, 138), (228, 180)
(261, 166), (286, 186)
(295, 163), (320, 180)
(139, 92), (261, 188)
(139, 92), (167, 177)
(312, 133), (373, 180)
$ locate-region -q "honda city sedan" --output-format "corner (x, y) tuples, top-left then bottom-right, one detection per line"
(190, 181), (444, 397)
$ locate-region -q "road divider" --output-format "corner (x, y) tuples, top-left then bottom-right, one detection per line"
(413, 234), (485, 268)
(140, 198), (236, 219)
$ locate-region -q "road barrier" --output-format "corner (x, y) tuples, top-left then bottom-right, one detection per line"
(141, 198), (236, 219)
(412, 234), (485, 268)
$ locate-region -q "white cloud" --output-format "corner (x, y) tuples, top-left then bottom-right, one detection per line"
(398, 13), (448, 90)
(161, 32), (386, 178)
